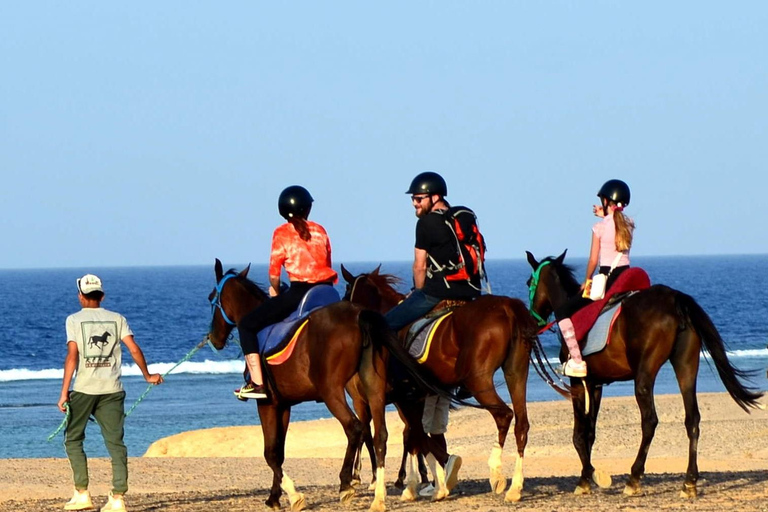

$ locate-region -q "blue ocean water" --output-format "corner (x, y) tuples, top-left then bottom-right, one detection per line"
(1, 256), (767, 459)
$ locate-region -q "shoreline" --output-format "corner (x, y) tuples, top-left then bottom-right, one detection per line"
(3, 392), (768, 510)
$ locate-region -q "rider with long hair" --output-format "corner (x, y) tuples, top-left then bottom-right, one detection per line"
(235, 186), (338, 400)
(557, 179), (635, 377)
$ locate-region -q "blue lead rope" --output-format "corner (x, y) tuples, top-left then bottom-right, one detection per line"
(47, 336), (209, 442)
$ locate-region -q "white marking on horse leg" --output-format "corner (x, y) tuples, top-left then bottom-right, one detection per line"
(505, 455), (524, 502)
(369, 467), (386, 512)
(281, 474), (306, 511)
(401, 454), (418, 501)
(488, 441), (506, 494)
(426, 453), (448, 501)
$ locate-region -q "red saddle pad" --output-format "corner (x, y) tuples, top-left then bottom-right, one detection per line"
(572, 267), (651, 341)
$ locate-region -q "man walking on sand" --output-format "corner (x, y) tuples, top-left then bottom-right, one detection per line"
(58, 274), (163, 512)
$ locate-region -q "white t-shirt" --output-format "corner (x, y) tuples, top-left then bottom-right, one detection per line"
(66, 307), (133, 395)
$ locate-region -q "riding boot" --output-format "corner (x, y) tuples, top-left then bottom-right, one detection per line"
(558, 318), (587, 377)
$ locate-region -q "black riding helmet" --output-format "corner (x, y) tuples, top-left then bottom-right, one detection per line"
(278, 185), (314, 220)
(597, 179), (631, 207)
(406, 171), (448, 197)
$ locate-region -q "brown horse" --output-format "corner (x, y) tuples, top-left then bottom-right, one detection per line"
(207, 259), (393, 512)
(340, 264), (560, 503)
(525, 250), (764, 498)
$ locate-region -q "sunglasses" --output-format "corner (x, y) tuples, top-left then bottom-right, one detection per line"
(411, 195), (430, 203)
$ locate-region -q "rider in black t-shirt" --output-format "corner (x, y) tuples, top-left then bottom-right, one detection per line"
(385, 171), (481, 331)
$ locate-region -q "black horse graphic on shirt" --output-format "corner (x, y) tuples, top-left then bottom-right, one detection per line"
(88, 331), (112, 350)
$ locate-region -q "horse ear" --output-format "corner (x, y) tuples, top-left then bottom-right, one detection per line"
(239, 263), (251, 279)
(372, 264), (381, 276)
(555, 249), (568, 265)
(525, 251), (538, 269)
(341, 264), (354, 283)
(215, 258), (223, 281)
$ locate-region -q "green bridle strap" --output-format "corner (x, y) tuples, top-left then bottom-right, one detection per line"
(528, 260), (552, 327)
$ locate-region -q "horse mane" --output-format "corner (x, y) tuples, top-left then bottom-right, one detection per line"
(225, 269), (270, 301)
(542, 256), (582, 296)
(366, 272), (405, 302)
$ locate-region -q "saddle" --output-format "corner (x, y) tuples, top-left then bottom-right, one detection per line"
(403, 299), (469, 362)
(257, 285), (340, 360)
(572, 267), (651, 342)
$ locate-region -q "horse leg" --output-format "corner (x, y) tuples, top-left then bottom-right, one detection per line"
(587, 386), (612, 490)
(323, 391), (365, 507)
(276, 405), (306, 511)
(670, 328), (701, 498)
(466, 376), (514, 496)
(395, 400), (429, 502)
(257, 403), (287, 510)
(501, 344), (532, 503)
(624, 370), (661, 496)
(571, 380), (597, 495)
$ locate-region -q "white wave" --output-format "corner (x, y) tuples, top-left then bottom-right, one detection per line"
(0, 359), (244, 382)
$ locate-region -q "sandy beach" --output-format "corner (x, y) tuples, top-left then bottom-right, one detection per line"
(3, 392), (768, 511)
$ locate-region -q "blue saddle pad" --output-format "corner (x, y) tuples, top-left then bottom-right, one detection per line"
(257, 285), (340, 355)
(582, 301), (622, 357)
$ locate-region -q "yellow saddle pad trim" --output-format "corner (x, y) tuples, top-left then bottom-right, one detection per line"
(416, 311), (453, 364)
(266, 319), (309, 365)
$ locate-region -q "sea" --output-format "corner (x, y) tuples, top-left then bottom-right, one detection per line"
(1, 255), (767, 459)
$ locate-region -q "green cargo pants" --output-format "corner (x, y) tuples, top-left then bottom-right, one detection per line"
(64, 390), (128, 494)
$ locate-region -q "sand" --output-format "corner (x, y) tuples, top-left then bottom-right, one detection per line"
(2, 392), (768, 511)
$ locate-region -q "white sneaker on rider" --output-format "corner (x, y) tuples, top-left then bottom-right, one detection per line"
(564, 359), (587, 378)
(418, 483), (435, 497)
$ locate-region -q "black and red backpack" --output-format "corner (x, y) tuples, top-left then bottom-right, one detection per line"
(430, 206), (490, 292)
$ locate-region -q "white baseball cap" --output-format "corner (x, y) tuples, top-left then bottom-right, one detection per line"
(77, 274), (103, 294)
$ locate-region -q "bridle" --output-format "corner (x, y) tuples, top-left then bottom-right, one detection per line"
(210, 272), (238, 327)
(528, 260), (554, 330)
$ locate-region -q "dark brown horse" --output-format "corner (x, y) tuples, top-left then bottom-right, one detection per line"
(207, 259), (392, 512)
(341, 264), (559, 503)
(525, 250), (763, 498)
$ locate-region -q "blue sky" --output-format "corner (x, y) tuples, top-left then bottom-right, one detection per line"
(2, 2), (766, 269)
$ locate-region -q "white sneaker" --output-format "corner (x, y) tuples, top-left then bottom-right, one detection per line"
(100, 492), (126, 512)
(64, 490), (94, 510)
(444, 454), (462, 491)
(418, 483), (435, 497)
(564, 359), (587, 378)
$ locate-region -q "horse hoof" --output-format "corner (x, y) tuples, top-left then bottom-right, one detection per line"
(266, 497), (281, 510)
(368, 481), (377, 491)
(623, 483), (641, 496)
(680, 483), (697, 499)
(340, 488), (355, 506)
(351, 477), (361, 487)
(574, 484), (591, 496)
(593, 469), (612, 489)
(490, 473), (507, 494)
(393, 479), (405, 490)
(432, 488), (449, 502)
(400, 487), (417, 502)
(369, 497), (387, 512)
(505, 488), (522, 503)
(290, 493), (306, 512)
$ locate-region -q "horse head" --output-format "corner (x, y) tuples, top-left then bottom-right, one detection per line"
(525, 249), (579, 326)
(207, 258), (262, 350)
(340, 264), (404, 313)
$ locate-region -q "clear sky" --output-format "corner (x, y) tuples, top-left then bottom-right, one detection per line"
(2, 2), (766, 270)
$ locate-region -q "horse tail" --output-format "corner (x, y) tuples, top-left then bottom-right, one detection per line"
(507, 300), (571, 399)
(357, 309), (478, 408)
(675, 291), (763, 411)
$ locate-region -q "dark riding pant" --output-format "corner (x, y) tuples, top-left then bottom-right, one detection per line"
(239, 281), (317, 355)
(384, 289), (441, 331)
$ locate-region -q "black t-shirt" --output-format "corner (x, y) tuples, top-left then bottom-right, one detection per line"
(415, 210), (481, 300)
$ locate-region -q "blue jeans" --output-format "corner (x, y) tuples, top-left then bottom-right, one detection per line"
(384, 289), (441, 331)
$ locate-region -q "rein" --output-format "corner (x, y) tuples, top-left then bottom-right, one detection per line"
(528, 260), (552, 327)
